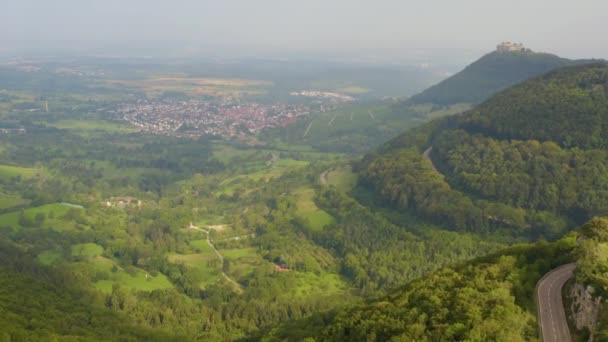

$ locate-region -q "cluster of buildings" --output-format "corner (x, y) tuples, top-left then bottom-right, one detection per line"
(0, 127), (26, 135)
(496, 42), (528, 53)
(114, 98), (330, 139)
(8, 62), (105, 77)
(290, 90), (355, 102)
(105, 196), (142, 209)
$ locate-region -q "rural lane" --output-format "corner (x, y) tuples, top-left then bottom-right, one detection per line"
(188, 224), (244, 292)
(536, 263), (576, 342)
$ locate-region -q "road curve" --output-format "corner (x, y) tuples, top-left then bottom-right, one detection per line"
(536, 263), (576, 342)
(422, 146), (439, 173)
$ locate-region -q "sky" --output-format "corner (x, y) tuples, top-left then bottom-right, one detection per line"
(2, 0), (608, 63)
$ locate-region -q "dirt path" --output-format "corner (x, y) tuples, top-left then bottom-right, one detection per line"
(536, 263), (576, 342)
(328, 115), (337, 126)
(303, 122), (313, 137)
(188, 224), (244, 292)
(319, 168), (331, 185)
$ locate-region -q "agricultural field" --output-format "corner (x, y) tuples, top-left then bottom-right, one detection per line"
(0, 203), (84, 233)
(103, 77), (272, 98)
(293, 187), (335, 232)
(221, 247), (266, 281)
(215, 158), (308, 197)
(71, 243), (104, 258)
(0, 194), (29, 210)
(168, 251), (223, 287)
(0, 164), (40, 181)
(45, 120), (137, 134)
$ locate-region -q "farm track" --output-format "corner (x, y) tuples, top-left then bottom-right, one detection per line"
(188, 224), (244, 292)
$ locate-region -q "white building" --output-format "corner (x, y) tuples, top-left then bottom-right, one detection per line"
(497, 42), (526, 53)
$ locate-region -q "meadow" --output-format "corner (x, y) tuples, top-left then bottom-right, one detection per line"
(293, 187), (335, 232)
(0, 203), (83, 232)
(45, 120), (137, 134)
(0, 164), (40, 181)
(324, 165), (358, 192)
(104, 77), (272, 98)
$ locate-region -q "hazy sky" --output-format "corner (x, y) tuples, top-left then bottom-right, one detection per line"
(2, 0), (608, 61)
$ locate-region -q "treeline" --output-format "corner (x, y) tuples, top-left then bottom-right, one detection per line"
(266, 237), (576, 341)
(0, 125), (224, 197)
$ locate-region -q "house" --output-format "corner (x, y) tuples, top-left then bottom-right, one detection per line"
(106, 196), (141, 208)
(274, 264), (289, 272)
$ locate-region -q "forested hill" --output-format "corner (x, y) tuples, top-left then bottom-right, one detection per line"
(407, 50), (574, 106)
(265, 235), (576, 341)
(450, 62), (608, 148)
(361, 63), (608, 239)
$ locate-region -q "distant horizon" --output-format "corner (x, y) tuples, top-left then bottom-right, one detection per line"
(0, 40), (603, 71)
(3, 1), (607, 66)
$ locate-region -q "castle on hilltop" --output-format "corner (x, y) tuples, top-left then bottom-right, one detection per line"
(496, 42), (528, 53)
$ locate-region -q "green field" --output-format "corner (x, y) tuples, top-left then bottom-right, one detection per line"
(168, 251), (222, 284)
(0, 203), (82, 231)
(46, 120), (137, 133)
(0, 194), (29, 210)
(0, 164), (39, 181)
(190, 239), (214, 253)
(36, 250), (63, 266)
(71, 243), (104, 258)
(289, 271), (350, 299)
(325, 165), (358, 192)
(212, 144), (261, 164)
(221, 247), (265, 281)
(95, 273), (174, 293)
(215, 159), (309, 197)
(293, 188), (335, 231)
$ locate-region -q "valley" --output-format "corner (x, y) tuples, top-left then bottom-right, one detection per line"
(0, 47), (607, 341)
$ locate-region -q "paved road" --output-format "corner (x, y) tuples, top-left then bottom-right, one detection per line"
(536, 263), (576, 342)
(422, 146), (439, 173)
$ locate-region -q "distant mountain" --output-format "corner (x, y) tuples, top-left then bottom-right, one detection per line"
(360, 62), (608, 239)
(408, 49), (575, 106)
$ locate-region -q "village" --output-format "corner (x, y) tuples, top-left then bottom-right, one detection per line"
(112, 96), (345, 139)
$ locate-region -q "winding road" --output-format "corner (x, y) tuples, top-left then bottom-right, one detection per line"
(422, 146), (439, 173)
(536, 263), (576, 342)
(424, 144), (574, 341)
